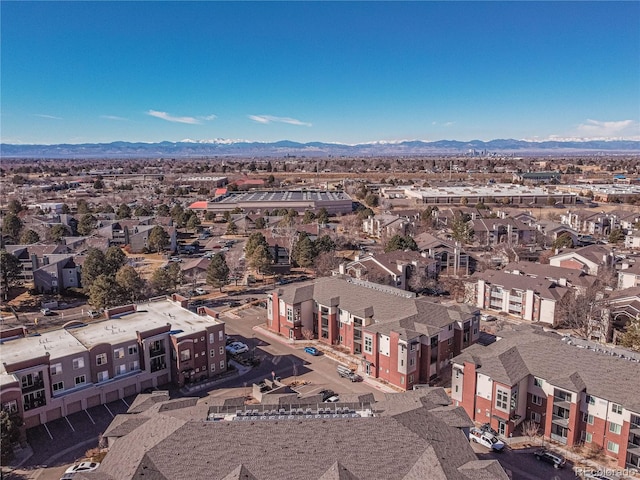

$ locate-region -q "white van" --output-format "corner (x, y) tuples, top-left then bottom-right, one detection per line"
(336, 365), (353, 378)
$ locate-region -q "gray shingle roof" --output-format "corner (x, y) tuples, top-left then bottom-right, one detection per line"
(276, 277), (477, 339)
(453, 326), (640, 413)
(91, 389), (508, 480)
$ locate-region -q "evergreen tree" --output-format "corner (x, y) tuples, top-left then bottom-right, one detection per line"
(2, 213), (23, 241)
(157, 204), (170, 217)
(19, 229), (40, 244)
(148, 225), (170, 253)
(115, 265), (145, 302)
(81, 248), (107, 291)
(316, 207), (329, 225)
(206, 253), (230, 291)
(293, 233), (315, 268)
(116, 203), (132, 219)
(248, 243), (272, 274)
(105, 246), (127, 274)
(77, 214), (97, 236)
(226, 220), (238, 235)
(1, 251), (22, 300)
(384, 234), (418, 253)
(89, 274), (121, 309)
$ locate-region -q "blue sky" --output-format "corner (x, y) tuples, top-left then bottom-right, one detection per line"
(2, 1), (639, 145)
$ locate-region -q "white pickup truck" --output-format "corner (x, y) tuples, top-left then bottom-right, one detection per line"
(468, 427), (505, 451)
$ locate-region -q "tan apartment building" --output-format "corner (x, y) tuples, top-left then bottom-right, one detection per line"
(0, 296), (226, 437)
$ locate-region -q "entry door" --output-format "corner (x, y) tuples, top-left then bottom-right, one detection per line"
(365, 363), (371, 375)
(497, 420), (506, 436)
(289, 329), (294, 339)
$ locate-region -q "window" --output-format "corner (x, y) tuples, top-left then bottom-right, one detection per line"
(51, 363), (62, 375)
(455, 385), (459, 393)
(128, 345), (138, 355)
(586, 395), (595, 405)
(533, 377), (544, 387)
(400, 359), (404, 367)
(584, 432), (592, 443)
(606, 441), (619, 454)
(180, 350), (191, 361)
(408, 374), (414, 383)
(364, 336), (373, 354)
(210, 363), (216, 372)
(609, 422), (622, 434)
(448, 324), (453, 331)
(96, 353), (107, 366)
(584, 413), (594, 425)
(114, 348), (125, 359)
(530, 412), (541, 423)
(209, 333), (215, 343)
(447, 338), (453, 346)
(496, 389), (509, 410)
(116, 364), (126, 375)
(219, 346), (224, 355)
(2, 401), (18, 414)
(219, 360), (225, 369)
(201, 351), (205, 357)
(473, 327), (478, 335)
(210, 349), (216, 358)
(74, 375), (86, 386)
(409, 357), (415, 367)
(286, 307), (293, 323)
(531, 394), (543, 406)
(52, 381), (64, 392)
(97, 371), (109, 383)
(611, 403), (622, 414)
(219, 331), (223, 341)
(129, 361), (139, 371)
(73, 357), (84, 370)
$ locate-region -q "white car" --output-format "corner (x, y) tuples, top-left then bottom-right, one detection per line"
(62, 461), (100, 477)
(225, 342), (249, 355)
(194, 288), (207, 296)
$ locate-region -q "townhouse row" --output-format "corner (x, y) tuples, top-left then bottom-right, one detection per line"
(267, 276), (480, 391)
(451, 325), (640, 470)
(0, 295), (226, 437)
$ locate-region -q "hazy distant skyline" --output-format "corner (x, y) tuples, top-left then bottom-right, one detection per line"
(2, 1), (639, 145)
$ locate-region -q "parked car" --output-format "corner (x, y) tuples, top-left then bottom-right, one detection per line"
(225, 342), (249, 355)
(347, 372), (363, 382)
(63, 462), (100, 476)
(324, 394), (340, 403)
(194, 288), (207, 296)
(88, 310), (101, 319)
(468, 427), (505, 451)
(480, 313), (497, 322)
(40, 308), (54, 316)
(170, 257), (182, 262)
(303, 346), (320, 356)
(533, 448), (566, 469)
(319, 389), (336, 402)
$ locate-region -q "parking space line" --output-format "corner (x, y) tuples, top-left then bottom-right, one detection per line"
(65, 416), (75, 432)
(43, 423), (53, 440)
(121, 398), (130, 408)
(104, 404), (114, 418)
(85, 409), (96, 425)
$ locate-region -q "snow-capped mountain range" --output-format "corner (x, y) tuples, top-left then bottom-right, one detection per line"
(1, 138), (639, 158)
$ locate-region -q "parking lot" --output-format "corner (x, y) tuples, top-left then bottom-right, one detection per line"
(23, 396), (136, 468)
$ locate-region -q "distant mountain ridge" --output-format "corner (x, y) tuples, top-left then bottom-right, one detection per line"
(2, 138), (639, 158)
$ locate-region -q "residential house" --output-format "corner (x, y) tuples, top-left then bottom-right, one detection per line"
(4, 244), (69, 282)
(451, 325), (640, 470)
(414, 232), (471, 276)
(267, 277), (480, 390)
(549, 244), (616, 276)
(619, 261), (640, 290)
(32, 255), (81, 293)
(362, 213), (416, 238)
(338, 251), (437, 290)
(470, 218), (536, 247)
(0, 296), (226, 439)
(625, 230), (640, 250)
(467, 269), (569, 325)
(605, 287), (640, 343)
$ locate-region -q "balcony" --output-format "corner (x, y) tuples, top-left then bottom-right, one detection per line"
(149, 347), (166, 358)
(628, 442), (640, 454)
(21, 379), (45, 394)
(550, 433), (568, 444)
(552, 414), (570, 428)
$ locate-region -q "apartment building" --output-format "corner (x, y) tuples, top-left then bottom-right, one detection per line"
(550, 244), (615, 276)
(451, 325), (640, 469)
(0, 296), (226, 437)
(470, 218), (536, 247)
(468, 269), (569, 325)
(267, 277), (480, 390)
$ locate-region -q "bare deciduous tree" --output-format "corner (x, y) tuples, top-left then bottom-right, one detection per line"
(301, 328), (315, 340)
(521, 419), (541, 444)
(556, 282), (609, 339)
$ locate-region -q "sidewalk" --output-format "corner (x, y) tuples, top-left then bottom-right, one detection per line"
(179, 359), (253, 395)
(253, 325), (400, 394)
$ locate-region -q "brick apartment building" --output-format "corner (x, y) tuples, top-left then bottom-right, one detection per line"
(0, 296), (226, 438)
(267, 277), (480, 390)
(451, 325), (640, 470)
